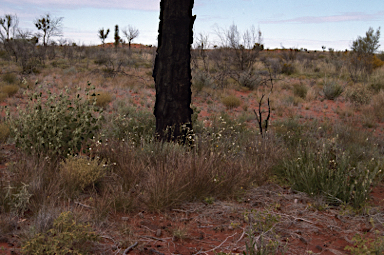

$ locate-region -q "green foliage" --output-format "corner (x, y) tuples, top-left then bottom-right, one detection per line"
(22, 211), (99, 255)
(280, 140), (383, 208)
(105, 104), (155, 144)
(192, 71), (214, 92)
(9, 83), (103, 159)
(3, 182), (32, 216)
(222, 95), (241, 109)
(60, 156), (107, 197)
(238, 70), (261, 90)
(345, 232), (384, 255)
(323, 80), (343, 100)
(292, 83), (307, 99)
(351, 27), (381, 55)
(243, 210), (286, 255)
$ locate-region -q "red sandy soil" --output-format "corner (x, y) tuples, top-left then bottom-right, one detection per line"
(1, 85), (384, 254)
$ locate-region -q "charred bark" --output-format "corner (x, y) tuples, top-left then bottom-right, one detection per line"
(153, 0), (195, 142)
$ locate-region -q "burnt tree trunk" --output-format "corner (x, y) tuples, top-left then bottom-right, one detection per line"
(153, 0), (195, 142)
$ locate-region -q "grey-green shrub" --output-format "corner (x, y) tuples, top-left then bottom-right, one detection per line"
(9, 83), (103, 159)
(323, 80), (343, 100)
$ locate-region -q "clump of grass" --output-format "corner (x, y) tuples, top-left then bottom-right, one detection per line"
(89, 91), (113, 108)
(345, 83), (372, 105)
(60, 156), (108, 198)
(22, 211), (100, 255)
(279, 140), (383, 208)
(0, 92), (7, 102)
(1, 84), (19, 97)
(0, 123), (10, 143)
(192, 71), (214, 92)
(221, 95), (241, 109)
(370, 90), (384, 122)
(293, 82), (308, 99)
(2, 72), (17, 84)
(323, 80), (343, 100)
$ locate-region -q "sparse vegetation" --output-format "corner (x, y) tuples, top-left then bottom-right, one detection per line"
(0, 18), (383, 255)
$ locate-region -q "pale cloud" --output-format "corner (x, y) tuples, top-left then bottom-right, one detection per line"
(1, 0), (160, 11)
(261, 11), (384, 24)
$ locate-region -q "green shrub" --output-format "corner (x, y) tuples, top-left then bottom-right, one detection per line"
(280, 141), (383, 208)
(293, 82), (308, 99)
(22, 211), (99, 255)
(192, 71), (214, 92)
(323, 80), (343, 100)
(106, 104), (155, 144)
(345, 232), (384, 255)
(221, 95), (241, 109)
(9, 83), (103, 159)
(1, 84), (19, 97)
(60, 156), (107, 197)
(238, 70), (261, 90)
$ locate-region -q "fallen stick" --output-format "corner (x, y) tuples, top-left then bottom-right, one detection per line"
(123, 241), (138, 255)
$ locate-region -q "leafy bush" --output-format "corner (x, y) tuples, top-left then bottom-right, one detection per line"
(221, 95), (241, 109)
(60, 156), (107, 197)
(293, 82), (308, 99)
(9, 83), (103, 159)
(323, 80), (343, 100)
(345, 232), (384, 255)
(370, 90), (384, 122)
(22, 211), (99, 255)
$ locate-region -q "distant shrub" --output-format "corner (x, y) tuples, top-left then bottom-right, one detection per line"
(2, 72), (17, 84)
(22, 211), (99, 255)
(323, 80), (343, 100)
(192, 71), (214, 92)
(222, 95), (241, 109)
(369, 73), (384, 93)
(1, 84), (19, 97)
(63, 66), (77, 75)
(293, 83), (308, 99)
(238, 70), (261, 90)
(9, 83), (103, 159)
(60, 156), (107, 197)
(345, 83), (372, 105)
(89, 91), (113, 108)
(281, 63), (295, 75)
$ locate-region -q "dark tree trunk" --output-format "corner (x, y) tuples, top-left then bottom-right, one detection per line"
(153, 0), (195, 142)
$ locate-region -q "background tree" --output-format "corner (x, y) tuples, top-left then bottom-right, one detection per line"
(114, 25), (120, 51)
(348, 27), (381, 81)
(152, 0), (195, 142)
(34, 14), (63, 46)
(98, 28), (110, 47)
(0, 14), (19, 42)
(122, 25), (139, 49)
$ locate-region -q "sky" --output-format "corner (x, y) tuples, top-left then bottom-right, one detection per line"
(1, 0), (383, 51)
